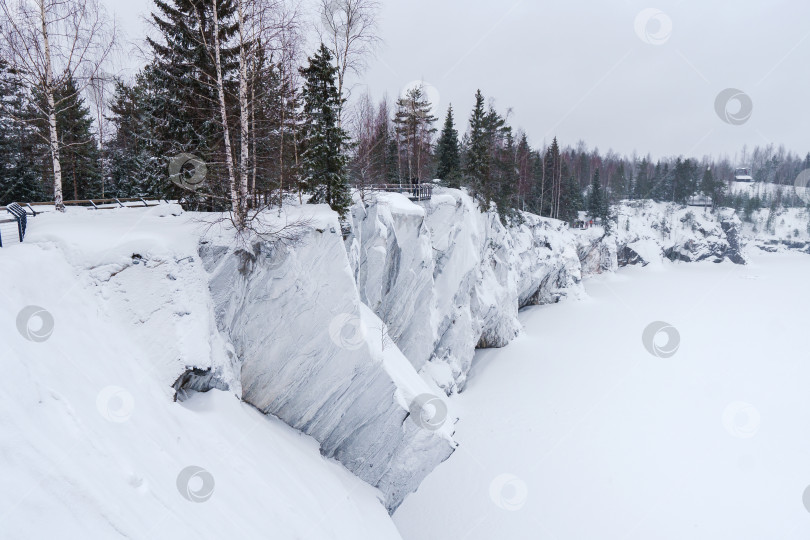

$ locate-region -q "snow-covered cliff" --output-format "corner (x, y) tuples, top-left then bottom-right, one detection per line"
(199, 206), (455, 513)
(574, 200), (748, 276)
(346, 188), (584, 394)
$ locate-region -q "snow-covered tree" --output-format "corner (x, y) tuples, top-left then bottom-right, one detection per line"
(299, 44), (350, 217)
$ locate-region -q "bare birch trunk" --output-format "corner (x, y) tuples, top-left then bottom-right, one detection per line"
(40, 1), (64, 211)
(211, 0), (240, 223)
(236, 0), (249, 219)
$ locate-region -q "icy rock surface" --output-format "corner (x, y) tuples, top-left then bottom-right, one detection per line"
(612, 201), (747, 266)
(347, 188), (584, 393)
(742, 207), (810, 254)
(201, 208), (455, 513)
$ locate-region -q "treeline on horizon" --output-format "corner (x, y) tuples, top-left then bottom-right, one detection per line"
(1, 0), (809, 229)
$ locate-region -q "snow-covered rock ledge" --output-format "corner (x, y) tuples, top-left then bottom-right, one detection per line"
(199, 206), (456, 513)
(575, 200), (748, 276)
(346, 187), (584, 394)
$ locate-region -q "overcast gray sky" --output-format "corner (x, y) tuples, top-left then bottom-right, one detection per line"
(105, 0), (810, 161)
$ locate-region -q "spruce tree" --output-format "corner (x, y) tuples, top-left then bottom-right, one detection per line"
(0, 61), (43, 204)
(464, 90), (489, 197)
(106, 70), (166, 198)
(31, 76), (101, 201)
(588, 169), (603, 219)
(393, 85), (437, 183)
(147, 0), (239, 206)
(436, 105), (461, 187)
(299, 44), (350, 217)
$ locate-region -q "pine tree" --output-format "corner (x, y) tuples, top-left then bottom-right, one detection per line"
(393, 85), (437, 183)
(435, 105), (461, 187)
(32, 76), (102, 201)
(106, 70), (167, 198)
(558, 173), (584, 223)
(464, 90), (489, 197)
(299, 44), (350, 217)
(588, 169), (605, 219)
(147, 0), (239, 207)
(588, 168), (612, 232)
(0, 61), (43, 204)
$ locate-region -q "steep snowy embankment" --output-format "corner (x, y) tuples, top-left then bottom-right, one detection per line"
(200, 205), (455, 513)
(0, 206), (402, 539)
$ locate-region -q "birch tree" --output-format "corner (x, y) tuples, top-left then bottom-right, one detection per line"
(0, 0), (116, 210)
(317, 0), (379, 125)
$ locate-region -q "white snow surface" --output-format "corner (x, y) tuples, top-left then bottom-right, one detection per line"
(0, 205), (402, 539)
(4, 193), (808, 538)
(395, 252), (810, 540)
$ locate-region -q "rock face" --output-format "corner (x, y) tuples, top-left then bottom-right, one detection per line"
(200, 210), (455, 513)
(347, 188), (584, 393)
(611, 201), (746, 266)
(575, 228), (619, 275)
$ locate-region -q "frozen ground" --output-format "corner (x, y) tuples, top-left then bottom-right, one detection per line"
(395, 253), (810, 539)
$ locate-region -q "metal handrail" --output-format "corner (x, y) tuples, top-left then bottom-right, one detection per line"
(0, 197), (168, 213)
(359, 183), (433, 201)
(1, 203), (27, 247)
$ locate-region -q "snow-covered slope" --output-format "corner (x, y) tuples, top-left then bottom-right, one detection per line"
(0, 206), (401, 539)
